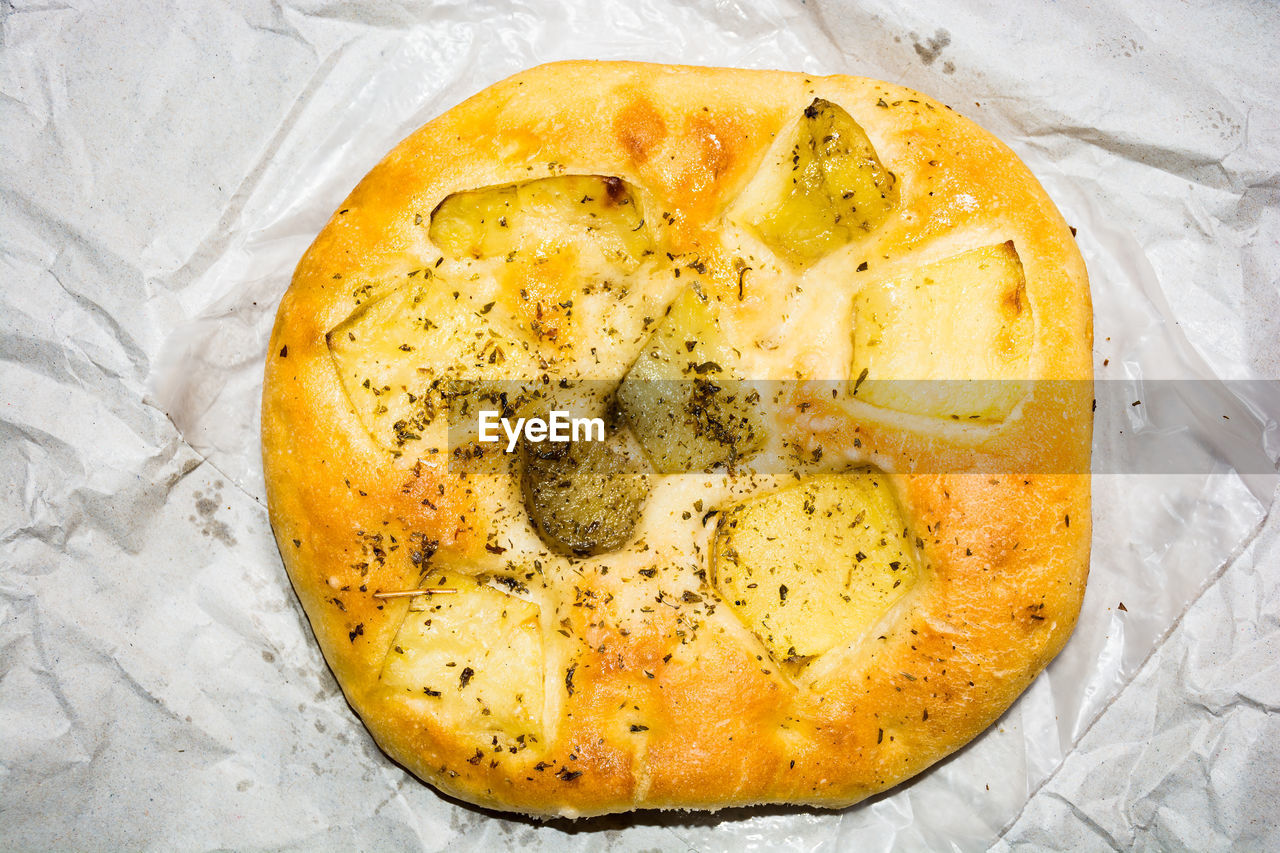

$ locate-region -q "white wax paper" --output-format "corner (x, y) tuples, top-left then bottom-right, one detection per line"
(2, 1), (1278, 850)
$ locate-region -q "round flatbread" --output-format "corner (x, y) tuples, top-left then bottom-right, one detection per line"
(262, 61), (1092, 817)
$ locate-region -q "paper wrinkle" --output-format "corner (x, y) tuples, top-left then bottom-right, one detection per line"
(2, 0), (1278, 850)
(996, 505), (1280, 852)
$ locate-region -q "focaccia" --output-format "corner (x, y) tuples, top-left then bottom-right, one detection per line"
(261, 61), (1092, 818)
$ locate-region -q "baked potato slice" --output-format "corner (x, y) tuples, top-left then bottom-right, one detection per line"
(711, 470), (919, 663)
(741, 98), (897, 263)
(521, 430), (647, 557)
(430, 174), (651, 270)
(616, 287), (764, 473)
(851, 241), (1032, 420)
(379, 574), (546, 746)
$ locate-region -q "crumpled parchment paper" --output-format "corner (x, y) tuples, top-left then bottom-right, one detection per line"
(2, 1), (1277, 850)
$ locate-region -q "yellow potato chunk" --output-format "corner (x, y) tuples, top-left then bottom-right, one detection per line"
(616, 287), (764, 473)
(851, 242), (1032, 420)
(711, 471), (918, 661)
(743, 99), (897, 263)
(381, 575), (545, 742)
(327, 279), (543, 451)
(429, 174), (652, 270)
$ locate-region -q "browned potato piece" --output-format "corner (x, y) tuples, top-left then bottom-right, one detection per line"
(522, 432), (647, 557)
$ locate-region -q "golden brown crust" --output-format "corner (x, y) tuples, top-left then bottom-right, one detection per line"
(262, 61), (1092, 817)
